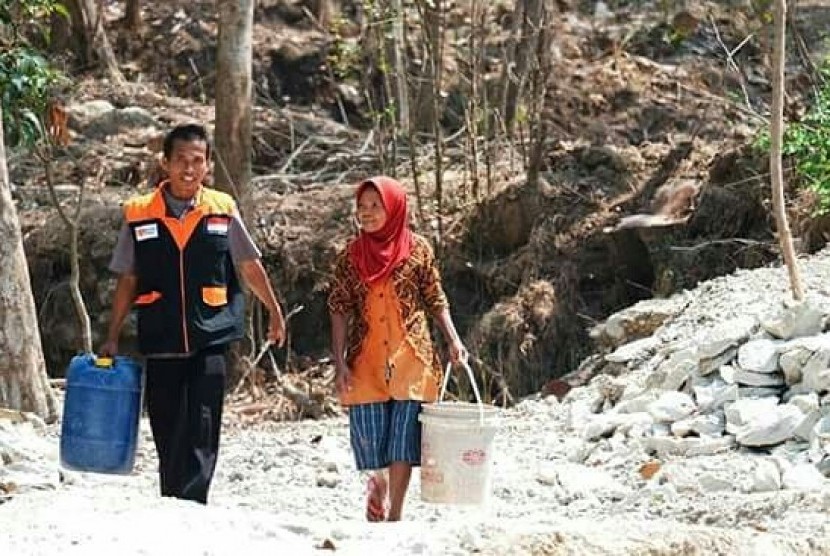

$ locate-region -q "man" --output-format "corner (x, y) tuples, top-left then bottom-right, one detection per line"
(100, 124), (285, 504)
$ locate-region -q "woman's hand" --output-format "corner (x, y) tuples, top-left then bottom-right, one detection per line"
(449, 340), (468, 366)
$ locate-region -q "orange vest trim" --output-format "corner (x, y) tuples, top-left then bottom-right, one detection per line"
(135, 291), (162, 305)
(123, 184), (237, 250)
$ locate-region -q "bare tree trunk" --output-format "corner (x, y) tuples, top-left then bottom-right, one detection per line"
(414, 0), (446, 244)
(63, 0), (125, 85)
(770, 0), (804, 301)
(500, 0), (545, 137)
(413, 0), (441, 133)
(0, 107), (58, 421)
(391, 0), (409, 131)
(360, 1), (398, 173)
(311, 0), (338, 29)
(125, 0), (142, 31)
(216, 0), (255, 389)
(215, 0), (254, 206)
(527, 0), (554, 188)
(50, 0), (84, 56)
(40, 148), (92, 354)
(401, 5), (424, 221)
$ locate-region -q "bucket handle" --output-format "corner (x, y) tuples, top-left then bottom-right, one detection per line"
(439, 359), (486, 426)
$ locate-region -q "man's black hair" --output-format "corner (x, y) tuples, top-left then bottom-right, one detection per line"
(162, 124), (211, 159)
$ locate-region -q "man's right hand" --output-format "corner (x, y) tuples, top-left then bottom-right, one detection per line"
(334, 361), (352, 397)
(99, 339), (119, 357)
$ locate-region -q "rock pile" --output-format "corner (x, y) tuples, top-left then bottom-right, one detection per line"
(573, 255), (830, 495)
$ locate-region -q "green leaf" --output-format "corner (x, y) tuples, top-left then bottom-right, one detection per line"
(21, 109), (45, 139)
(53, 2), (70, 19)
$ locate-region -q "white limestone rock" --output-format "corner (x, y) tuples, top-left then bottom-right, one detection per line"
(614, 391), (660, 414)
(671, 412), (726, 438)
(789, 392), (820, 415)
(737, 387), (783, 400)
(316, 472), (340, 488)
(593, 297), (688, 347)
(641, 435), (735, 458)
(67, 99), (116, 129)
(697, 348), (737, 376)
(802, 358), (830, 392)
(734, 404), (804, 447)
(725, 397), (780, 433)
(779, 346), (810, 385)
(612, 412), (654, 438)
(605, 336), (661, 363)
(737, 339), (781, 373)
(661, 455), (756, 495)
(654, 347), (697, 391)
(795, 409), (823, 442)
(647, 392), (696, 423)
(749, 458), (782, 492)
(697, 316), (757, 360)
(731, 368), (785, 387)
(719, 364), (736, 384)
(782, 463), (827, 490)
(785, 334), (830, 391)
(582, 415), (618, 441)
(693, 379), (738, 413)
(760, 301), (824, 340)
(811, 416), (830, 456)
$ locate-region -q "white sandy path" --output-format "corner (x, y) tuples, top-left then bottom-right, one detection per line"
(4, 407), (830, 555)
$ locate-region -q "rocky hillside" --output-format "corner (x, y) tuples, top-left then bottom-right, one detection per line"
(10, 0), (830, 401)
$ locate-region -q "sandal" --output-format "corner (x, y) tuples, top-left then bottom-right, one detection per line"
(365, 474), (388, 522)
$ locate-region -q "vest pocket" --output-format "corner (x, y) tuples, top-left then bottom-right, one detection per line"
(202, 286), (228, 307)
(135, 291), (162, 305)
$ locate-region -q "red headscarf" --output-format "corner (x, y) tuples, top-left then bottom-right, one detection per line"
(348, 176), (413, 284)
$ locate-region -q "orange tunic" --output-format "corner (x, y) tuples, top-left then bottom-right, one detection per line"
(342, 278), (440, 405)
(328, 234), (447, 406)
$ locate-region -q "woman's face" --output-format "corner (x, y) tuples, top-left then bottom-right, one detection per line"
(356, 186), (388, 233)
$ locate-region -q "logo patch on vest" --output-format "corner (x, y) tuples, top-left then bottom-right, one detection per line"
(134, 223), (159, 242)
(206, 217), (229, 235)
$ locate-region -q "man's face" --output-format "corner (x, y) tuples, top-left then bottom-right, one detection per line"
(162, 139), (209, 199)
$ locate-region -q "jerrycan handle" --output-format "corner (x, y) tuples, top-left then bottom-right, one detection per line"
(94, 356), (114, 369)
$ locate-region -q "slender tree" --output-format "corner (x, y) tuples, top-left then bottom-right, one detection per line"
(125, 0), (142, 31)
(215, 0), (254, 206)
(61, 0), (125, 85)
(0, 106), (58, 420)
(500, 0), (546, 137)
(770, 0), (804, 300)
(38, 101), (93, 355)
(215, 0), (257, 388)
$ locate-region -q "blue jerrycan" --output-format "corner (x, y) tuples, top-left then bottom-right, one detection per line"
(60, 354), (143, 474)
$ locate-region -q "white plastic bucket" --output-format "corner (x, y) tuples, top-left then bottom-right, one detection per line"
(419, 361), (499, 505)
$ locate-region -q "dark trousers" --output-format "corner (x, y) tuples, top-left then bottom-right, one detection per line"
(145, 345), (227, 504)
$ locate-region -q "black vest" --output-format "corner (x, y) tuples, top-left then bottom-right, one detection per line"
(124, 186), (245, 355)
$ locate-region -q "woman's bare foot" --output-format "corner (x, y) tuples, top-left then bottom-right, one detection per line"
(365, 473), (388, 522)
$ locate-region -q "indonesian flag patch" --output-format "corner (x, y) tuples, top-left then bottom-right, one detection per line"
(206, 216), (230, 235)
